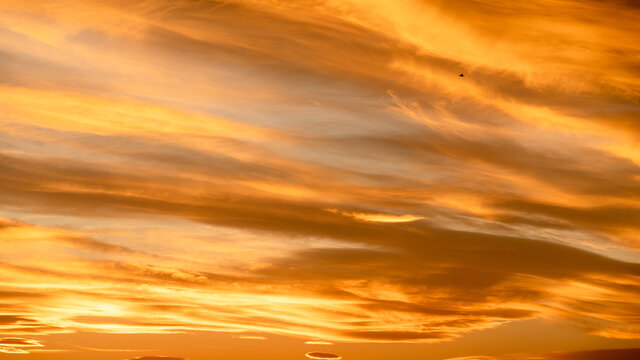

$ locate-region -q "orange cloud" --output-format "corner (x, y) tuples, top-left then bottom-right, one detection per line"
(305, 352), (342, 359)
(0, 337), (43, 355)
(305, 340), (333, 345)
(0, 338), (43, 347)
(0, 0), (639, 358)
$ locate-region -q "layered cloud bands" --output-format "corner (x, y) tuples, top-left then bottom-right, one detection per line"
(0, 0), (639, 352)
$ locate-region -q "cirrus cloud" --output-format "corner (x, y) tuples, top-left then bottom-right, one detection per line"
(0, 0), (639, 358)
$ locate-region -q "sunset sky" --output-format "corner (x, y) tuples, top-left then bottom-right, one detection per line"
(1, 0), (640, 359)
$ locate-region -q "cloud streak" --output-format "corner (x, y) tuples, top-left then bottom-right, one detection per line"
(0, 0), (639, 359)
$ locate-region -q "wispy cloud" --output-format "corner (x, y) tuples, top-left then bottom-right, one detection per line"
(0, 337), (44, 354)
(0, 0), (639, 358)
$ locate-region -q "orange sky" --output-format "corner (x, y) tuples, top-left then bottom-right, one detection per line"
(1, 0), (639, 359)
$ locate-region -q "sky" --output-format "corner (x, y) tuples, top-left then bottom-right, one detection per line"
(0, 0), (640, 359)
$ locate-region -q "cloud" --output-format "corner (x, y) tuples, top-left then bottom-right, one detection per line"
(0, 337), (43, 347)
(0, 0), (639, 355)
(0, 338), (43, 355)
(234, 335), (266, 340)
(327, 208), (424, 223)
(0, 347), (30, 354)
(305, 352), (342, 360)
(305, 340), (333, 345)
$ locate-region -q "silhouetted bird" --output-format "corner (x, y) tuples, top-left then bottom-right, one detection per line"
(459, 73), (464, 77)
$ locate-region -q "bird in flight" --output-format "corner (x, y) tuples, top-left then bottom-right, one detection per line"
(459, 73), (464, 77)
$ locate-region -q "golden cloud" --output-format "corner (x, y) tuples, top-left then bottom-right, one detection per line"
(0, 337), (43, 355)
(0, 0), (639, 359)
